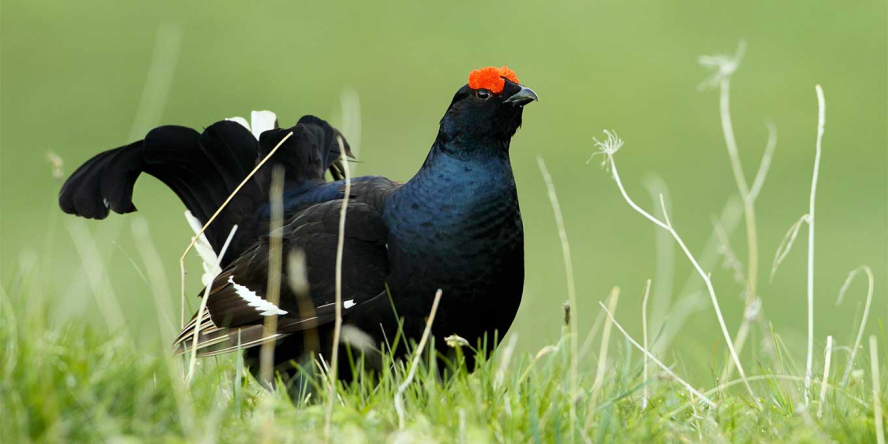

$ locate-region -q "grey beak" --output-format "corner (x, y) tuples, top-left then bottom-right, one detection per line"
(504, 86), (539, 106)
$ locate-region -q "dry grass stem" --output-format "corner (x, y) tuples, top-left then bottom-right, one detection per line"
(536, 155), (580, 435)
(804, 85), (826, 405)
(395, 289), (444, 429)
(259, 167), (285, 384)
(325, 136), (352, 441)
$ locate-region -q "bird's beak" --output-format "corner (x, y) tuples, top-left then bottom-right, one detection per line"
(504, 86), (539, 106)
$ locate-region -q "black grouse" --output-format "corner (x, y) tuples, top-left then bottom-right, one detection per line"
(59, 66), (537, 382)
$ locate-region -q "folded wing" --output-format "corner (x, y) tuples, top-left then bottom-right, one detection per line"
(173, 178), (400, 357)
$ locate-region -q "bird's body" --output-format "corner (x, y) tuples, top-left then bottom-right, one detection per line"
(383, 144), (524, 351)
(59, 66), (537, 384)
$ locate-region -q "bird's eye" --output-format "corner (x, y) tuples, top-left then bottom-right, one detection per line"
(475, 89), (491, 100)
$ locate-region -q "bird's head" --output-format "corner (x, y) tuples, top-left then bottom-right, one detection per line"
(438, 66), (538, 151)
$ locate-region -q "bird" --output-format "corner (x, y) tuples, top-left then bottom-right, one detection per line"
(59, 65), (538, 386)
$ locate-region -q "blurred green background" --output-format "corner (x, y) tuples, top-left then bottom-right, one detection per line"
(2, 1), (885, 381)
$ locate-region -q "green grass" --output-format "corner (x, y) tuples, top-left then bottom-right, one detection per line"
(2, 265), (885, 443)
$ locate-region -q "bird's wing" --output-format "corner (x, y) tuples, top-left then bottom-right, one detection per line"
(173, 178), (401, 357)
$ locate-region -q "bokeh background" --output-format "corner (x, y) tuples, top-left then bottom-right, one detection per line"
(2, 1), (885, 382)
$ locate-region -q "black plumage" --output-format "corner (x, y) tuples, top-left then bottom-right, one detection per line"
(60, 69), (538, 385)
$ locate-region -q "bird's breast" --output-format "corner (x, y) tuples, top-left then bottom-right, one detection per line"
(383, 158), (525, 335)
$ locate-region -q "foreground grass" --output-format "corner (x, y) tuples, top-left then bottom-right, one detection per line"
(2, 273), (883, 443)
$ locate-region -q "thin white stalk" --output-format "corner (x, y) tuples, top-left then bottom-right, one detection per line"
(395, 289), (443, 429)
(179, 132), (293, 329)
(641, 279), (652, 409)
(598, 301), (715, 408)
(608, 159), (667, 231)
(817, 336), (833, 419)
(598, 132), (757, 405)
(871, 336), (885, 444)
(325, 136), (352, 441)
(837, 266), (875, 386)
(536, 155), (579, 435)
(805, 85), (826, 405)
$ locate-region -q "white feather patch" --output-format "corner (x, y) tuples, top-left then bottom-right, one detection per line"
(185, 211), (238, 288)
(228, 276), (287, 316)
(185, 211), (221, 287)
(250, 110), (277, 140)
(344, 299), (356, 309)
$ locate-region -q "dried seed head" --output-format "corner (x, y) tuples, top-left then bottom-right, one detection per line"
(698, 40), (746, 90)
(587, 130), (624, 171)
(46, 151), (64, 180)
(563, 301), (571, 327)
(445, 334), (470, 348)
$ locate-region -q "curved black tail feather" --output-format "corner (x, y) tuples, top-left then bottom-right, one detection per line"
(59, 116), (353, 264)
(59, 122), (263, 259)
